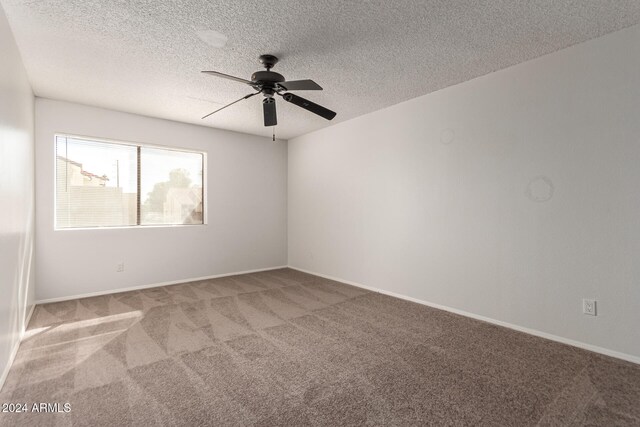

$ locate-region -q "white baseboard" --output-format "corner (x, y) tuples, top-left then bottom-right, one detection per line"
(0, 340), (21, 393)
(35, 265), (289, 305)
(289, 265), (640, 365)
(22, 304), (35, 339)
(0, 303), (37, 392)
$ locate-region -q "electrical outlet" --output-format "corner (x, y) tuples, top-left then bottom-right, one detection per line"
(583, 299), (597, 316)
(116, 262), (125, 273)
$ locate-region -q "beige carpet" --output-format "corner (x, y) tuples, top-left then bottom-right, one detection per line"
(1, 268), (639, 426)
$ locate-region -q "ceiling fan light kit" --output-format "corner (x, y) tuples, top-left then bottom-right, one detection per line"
(201, 55), (336, 127)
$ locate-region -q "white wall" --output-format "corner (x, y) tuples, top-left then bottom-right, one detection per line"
(0, 5), (35, 388)
(288, 24), (640, 360)
(35, 99), (287, 301)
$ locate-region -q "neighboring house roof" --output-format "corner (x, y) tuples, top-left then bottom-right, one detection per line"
(56, 155), (82, 168)
(57, 155), (109, 181)
(81, 170), (109, 181)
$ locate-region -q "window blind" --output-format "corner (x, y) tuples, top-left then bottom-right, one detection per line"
(55, 135), (204, 229)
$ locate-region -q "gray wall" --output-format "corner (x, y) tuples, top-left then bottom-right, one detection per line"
(35, 99), (288, 301)
(288, 24), (640, 361)
(0, 5), (35, 389)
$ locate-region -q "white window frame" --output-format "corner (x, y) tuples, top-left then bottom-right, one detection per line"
(54, 133), (207, 230)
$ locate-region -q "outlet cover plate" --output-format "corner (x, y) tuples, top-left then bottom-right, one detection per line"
(583, 299), (597, 316)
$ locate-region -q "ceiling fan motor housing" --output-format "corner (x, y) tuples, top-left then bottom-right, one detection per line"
(251, 70), (285, 97)
(251, 71), (285, 84)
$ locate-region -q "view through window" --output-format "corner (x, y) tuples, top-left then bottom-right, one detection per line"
(55, 135), (204, 229)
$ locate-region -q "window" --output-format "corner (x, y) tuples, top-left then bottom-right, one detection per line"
(55, 135), (204, 229)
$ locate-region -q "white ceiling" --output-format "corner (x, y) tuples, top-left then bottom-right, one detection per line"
(2, 1), (640, 140)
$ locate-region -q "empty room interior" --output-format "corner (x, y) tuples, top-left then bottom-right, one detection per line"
(2, 1), (640, 425)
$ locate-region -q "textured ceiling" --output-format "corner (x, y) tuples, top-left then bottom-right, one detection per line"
(2, 1), (640, 140)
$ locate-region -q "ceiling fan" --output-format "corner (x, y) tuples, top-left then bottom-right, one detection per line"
(201, 54), (336, 127)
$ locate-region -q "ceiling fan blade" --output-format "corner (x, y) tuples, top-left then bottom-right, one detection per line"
(201, 70), (254, 86)
(263, 98), (277, 127)
(282, 93), (336, 120)
(202, 92), (260, 119)
(278, 79), (323, 91)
